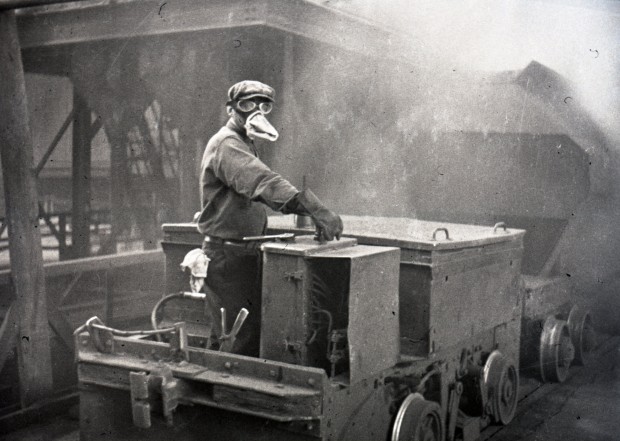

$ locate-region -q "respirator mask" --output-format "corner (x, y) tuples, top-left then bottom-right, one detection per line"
(236, 99), (279, 142)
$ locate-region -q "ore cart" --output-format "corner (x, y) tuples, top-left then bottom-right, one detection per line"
(270, 215), (594, 385)
(76, 220), (524, 441)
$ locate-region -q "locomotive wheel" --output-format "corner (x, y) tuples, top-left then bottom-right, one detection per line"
(483, 351), (519, 425)
(391, 393), (445, 441)
(540, 316), (574, 383)
(567, 306), (596, 366)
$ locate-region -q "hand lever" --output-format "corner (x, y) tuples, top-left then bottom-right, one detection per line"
(219, 307), (249, 352)
(242, 233), (295, 242)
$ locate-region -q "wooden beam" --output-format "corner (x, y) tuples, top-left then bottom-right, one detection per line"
(57, 271), (82, 305)
(90, 115), (103, 140)
(57, 213), (67, 259)
(107, 116), (126, 252)
(0, 304), (18, 376)
(71, 91), (91, 258)
(34, 108), (73, 177)
(103, 270), (114, 325)
(0, 0), (87, 12)
(0, 250), (164, 287)
(15, 0), (405, 61)
(17, 0), (268, 49)
(21, 45), (71, 76)
(46, 297), (74, 354)
(177, 53), (199, 223)
(37, 201), (61, 242)
(0, 9), (54, 405)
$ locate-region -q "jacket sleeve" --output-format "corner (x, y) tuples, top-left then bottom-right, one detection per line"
(212, 137), (300, 212)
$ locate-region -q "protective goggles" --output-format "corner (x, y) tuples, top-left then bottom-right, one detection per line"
(236, 99), (273, 114)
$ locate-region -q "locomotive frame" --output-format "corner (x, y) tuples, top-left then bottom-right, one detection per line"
(75, 216), (592, 441)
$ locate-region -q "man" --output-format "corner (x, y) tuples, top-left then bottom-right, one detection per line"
(197, 80), (343, 355)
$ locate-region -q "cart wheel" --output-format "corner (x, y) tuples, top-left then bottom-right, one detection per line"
(483, 351), (519, 425)
(391, 393), (444, 441)
(567, 306), (596, 366)
(540, 316), (574, 383)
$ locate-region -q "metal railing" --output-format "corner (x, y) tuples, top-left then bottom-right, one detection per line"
(0, 209), (111, 256)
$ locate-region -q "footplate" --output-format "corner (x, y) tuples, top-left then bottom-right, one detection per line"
(77, 331), (327, 426)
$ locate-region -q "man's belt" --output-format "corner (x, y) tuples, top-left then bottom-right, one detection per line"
(203, 236), (255, 251)
(203, 233), (295, 251)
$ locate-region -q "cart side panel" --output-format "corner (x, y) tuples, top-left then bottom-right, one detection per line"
(429, 241), (524, 355)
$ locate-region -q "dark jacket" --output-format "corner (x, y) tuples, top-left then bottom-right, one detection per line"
(197, 118), (299, 239)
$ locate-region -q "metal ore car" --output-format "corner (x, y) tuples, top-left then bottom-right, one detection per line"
(77, 217), (530, 441)
(269, 216), (596, 385)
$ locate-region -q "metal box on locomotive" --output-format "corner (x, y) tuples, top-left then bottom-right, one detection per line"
(270, 215), (594, 384)
(76, 218), (524, 441)
(269, 216), (524, 371)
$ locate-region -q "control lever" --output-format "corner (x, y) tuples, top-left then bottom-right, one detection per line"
(219, 307), (249, 352)
(242, 233), (295, 242)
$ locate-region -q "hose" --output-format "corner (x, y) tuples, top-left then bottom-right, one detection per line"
(150, 291), (207, 341)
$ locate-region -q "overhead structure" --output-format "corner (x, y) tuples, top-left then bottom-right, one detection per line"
(14, 0), (409, 250)
(1, 0), (412, 410)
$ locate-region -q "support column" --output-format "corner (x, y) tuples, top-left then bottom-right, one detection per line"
(71, 90), (91, 258)
(106, 114), (127, 254)
(178, 48), (199, 222)
(0, 10), (53, 405)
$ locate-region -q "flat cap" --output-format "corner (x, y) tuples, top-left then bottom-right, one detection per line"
(228, 80), (275, 103)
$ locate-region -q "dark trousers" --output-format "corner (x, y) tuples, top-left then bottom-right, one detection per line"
(202, 243), (262, 356)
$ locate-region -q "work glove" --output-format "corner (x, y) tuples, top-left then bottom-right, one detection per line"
(295, 189), (343, 242)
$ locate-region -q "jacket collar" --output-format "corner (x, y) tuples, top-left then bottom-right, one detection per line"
(226, 117), (250, 142)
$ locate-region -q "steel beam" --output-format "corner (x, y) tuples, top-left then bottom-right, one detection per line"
(0, 9), (54, 405)
(71, 91), (92, 258)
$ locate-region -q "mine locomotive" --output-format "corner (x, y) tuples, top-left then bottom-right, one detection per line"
(75, 216), (592, 441)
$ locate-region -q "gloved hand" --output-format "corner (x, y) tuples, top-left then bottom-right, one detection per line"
(295, 189), (343, 242)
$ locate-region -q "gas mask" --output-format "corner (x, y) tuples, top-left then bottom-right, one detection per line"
(244, 111), (279, 141)
(235, 99), (279, 142)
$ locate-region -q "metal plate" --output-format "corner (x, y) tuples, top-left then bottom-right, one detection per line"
(332, 246), (400, 384)
(269, 215), (525, 251)
(261, 235), (357, 256)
